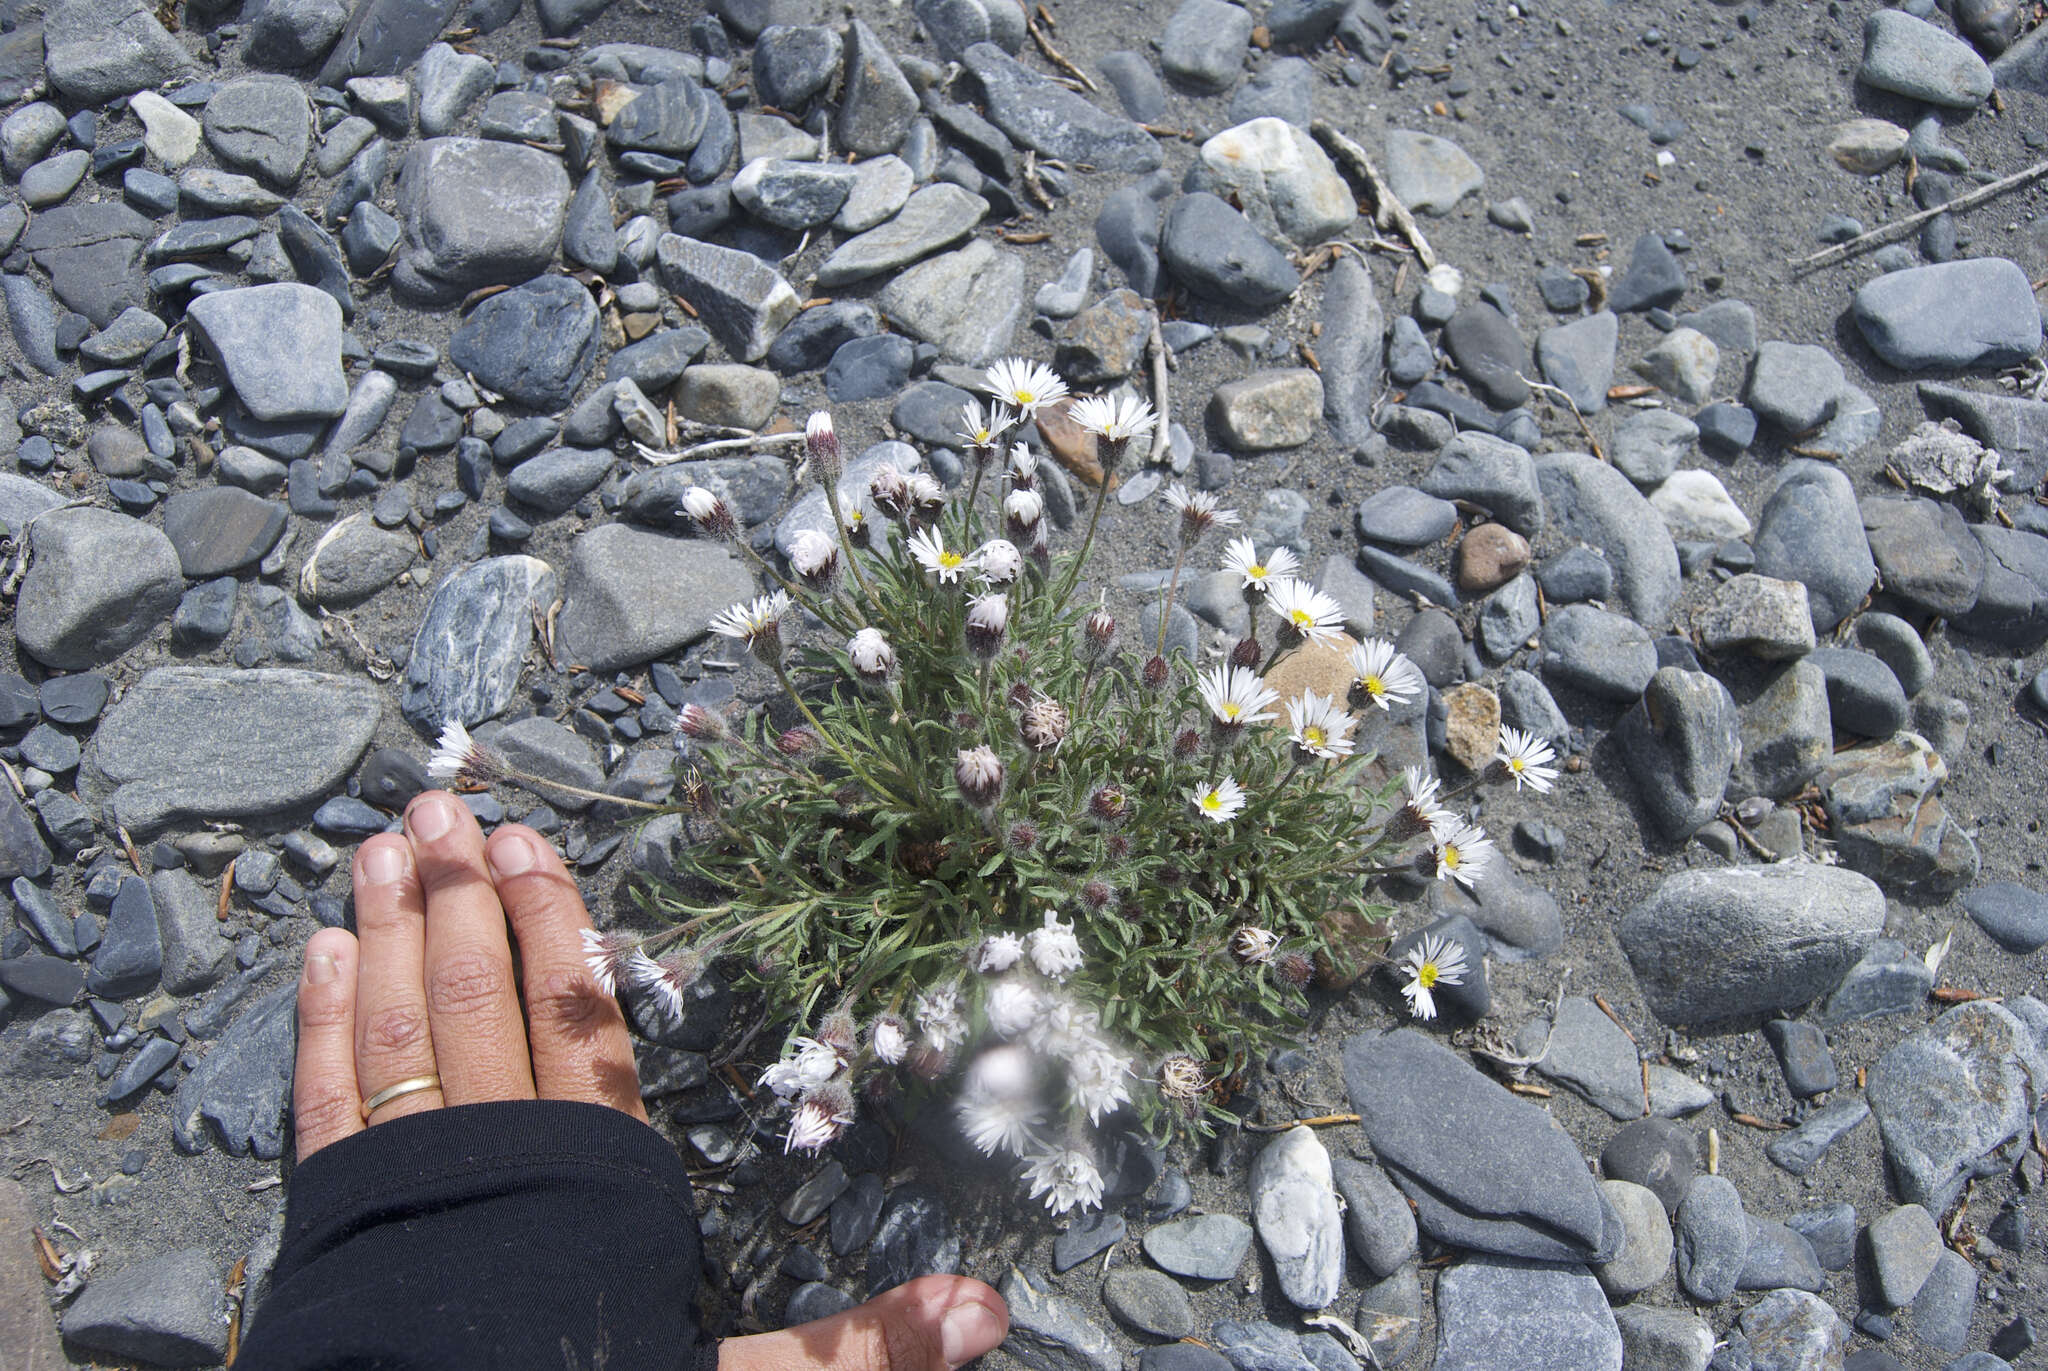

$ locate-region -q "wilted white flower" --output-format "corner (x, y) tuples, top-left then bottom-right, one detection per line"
(975, 538), (1023, 584)
(957, 1046), (1043, 1156)
(1007, 444), (1039, 484)
(973, 932), (1026, 974)
(983, 357), (1069, 418)
(1266, 577), (1346, 648)
(908, 526), (971, 583)
(955, 745), (1005, 807)
(1018, 695), (1069, 754)
(1068, 1044), (1132, 1124)
(916, 981), (969, 1052)
(785, 1083), (854, 1153)
(679, 485), (738, 539)
(759, 1035), (847, 1100)
(985, 979), (1043, 1039)
(870, 461), (909, 519)
(1220, 534), (1301, 593)
(1494, 725), (1560, 793)
(965, 592), (1009, 658)
(1165, 483), (1238, 545)
(869, 1013), (911, 1065)
(1230, 926), (1281, 964)
(1286, 690), (1357, 761)
(1157, 1054), (1210, 1104)
(904, 470), (945, 519)
(1067, 392), (1157, 446)
(1020, 1142), (1105, 1215)
(1348, 637), (1425, 711)
(1197, 663), (1280, 730)
(1400, 932), (1468, 1021)
(788, 527), (839, 586)
(1190, 775), (1248, 824)
(427, 720), (508, 786)
(1393, 765), (1454, 838)
(580, 929), (634, 997)
(1027, 909), (1084, 981)
(708, 590), (793, 661)
(847, 627), (895, 682)
(634, 946), (704, 1025)
(1428, 817), (1495, 890)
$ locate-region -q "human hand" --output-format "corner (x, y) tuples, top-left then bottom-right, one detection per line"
(291, 791), (1009, 1370)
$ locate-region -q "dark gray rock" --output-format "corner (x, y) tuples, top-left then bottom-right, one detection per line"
(1318, 255), (1384, 453)
(449, 275), (600, 412)
(1422, 432), (1543, 537)
(1619, 865), (1886, 1028)
(60, 1248), (227, 1365)
(1143, 1213), (1253, 1280)
(1103, 1267), (1193, 1339)
(1737, 1217), (1824, 1292)
(1330, 1158), (1417, 1278)
(85, 877), (160, 998)
(186, 283), (347, 422)
(400, 556), (556, 730)
(1443, 303), (1530, 410)
(658, 234), (803, 362)
(555, 527), (756, 672)
(868, 1184), (960, 1296)
(1787, 1203), (1857, 1272)
(1745, 342), (1845, 433)
(1161, 193), (1297, 310)
(1343, 1029), (1619, 1263)
(1754, 461), (1877, 633)
(15, 508), (182, 672)
(1953, 524), (2048, 650)
(1537, 605), (1657, 702)
(1160, 0), (1253, 92)
(1601, 1118), (1695, 1216)
(1674, 1173), (1746, 1303)
(1536, 451), (1680, 627)
(1609, 232), (1686, 313)
(1861, 496), (1986, 620)
(1860, 10), (1994, 107)
(1535, 310), (1618, 415)
(44, 0), (195, 104)
(160, 487), (288, 578)
(1809, 647), (1908, 737)
(1738, 1290), (1844, 1371)
(1910, 1250), (1977, 1354)
(1432, 1255), (1621, 1371)
(1616, 666), (1739, 839)
(1964, 882), (2048, 954)
(152, 868), (230, 995)
(203, 77), (312, 187)
(19, 202), (152, 327)
(392, 138), (570, 303)
(1355, 486), (1457, 547)
(317, 0), (458, 84)
(171, 983), (296, 1157)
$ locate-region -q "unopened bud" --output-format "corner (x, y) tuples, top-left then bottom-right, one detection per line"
(1275, 951), (1316, 987)
(1172, 726), (1201, 760)
(776, 727), (820, 758)
(679, 703), (727, 741)
(805, 411), (841, 477)
(955, 745), (1005, 807)
(870, 462), (908, 521)
(1088, 784), (1128, 825)
(1083, 606), (1117, 661)
(1006, 820), (1039, 852)
(1142, 655), (1169, 689)
(680, 485), (738, 540)
(1230, 636), (1263, 669)
(965, 592), (1009, 659)
(1080, 880), (1115, 912)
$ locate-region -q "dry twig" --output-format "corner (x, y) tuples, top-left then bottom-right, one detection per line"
(1791, 156), (2048, 271)
(1027, 13), (1097, 92)
(1309, 121), (1438, 270)
(1146, 319), (1173, 468)
(634, 432), (808, 465)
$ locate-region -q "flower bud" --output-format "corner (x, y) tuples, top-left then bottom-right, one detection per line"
(956, 745), (1005, 807)
(1142, 655), (1169, 689)
(1275, 951), (1316, 987)
(976, 538), (1023, 585)
(1082, 606), (1117, 661)
(1172, 726), (1201, 760)
(1006, 820), (1039, 852)
(908, 1042), (951, 1082)
(1103, 831), (1133, 861)
(1028, 527), (1052, 575)
(788, 527), (839, 589)
(869, 1013), (911, 1065)
(965, 592), (1009, 659)
(817, 1008), (858, 1054)
(847, 626), (894, 683)
(1003, 487), (1044, 539)
(1007, 443), (1038, 488)
(870, 462), (908, 521)
(776, 727), (820, 758)
(678, 768), (717, 816)
(1088, 784), (1128, 826)
(678, 703), (727, 741)
(1080, 880), (1115, 912)
(680, 485), (738, 540)
(805, 411), (841, 478)
(1230, 635), (1263, 670)
(905, 471), (946, 524)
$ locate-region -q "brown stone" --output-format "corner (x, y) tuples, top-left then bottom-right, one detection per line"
(1441, 682), (1500, 774)
(1035, 399), (1107, 489)
(0, 1180), (66, 1371)
(1264, 632), (1358, 710)
(1455, 522), (1531, 595)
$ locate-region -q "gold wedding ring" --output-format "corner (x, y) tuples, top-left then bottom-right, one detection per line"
(360, 1074), (441, 1120)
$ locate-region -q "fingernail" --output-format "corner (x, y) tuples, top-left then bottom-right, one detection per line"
(492, 830), (539, 876)
(939, 1302), (1004, 1367)
(360, 841), (406, 885)
(305, 950), (340, 984)
(407, 795), (454, 841)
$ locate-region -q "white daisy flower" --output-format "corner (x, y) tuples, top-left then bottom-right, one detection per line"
(1027, 909), (1084, 982)
(1003, 487), (1045, 534)
(1494, 725), (1560, 793)
(1230, 926), (1281, 964)
(985, 979), (1044, 1040)
(1165, 483), (1239, 544)
(1220, 534), (1301, 592)
(908, 525), (971, 583)
(957, 1046), (1043, 1156)
(784, 1084), (854, 1153)
(1266, 577), (1345, 648)
(847, 627), (895, 681)
(958, 399), (1015, 451)
(708, 590), (793, 655)
(1428, 817), (1495, 890)
(1067, 392), (1157, 445)
(427, 719), (507, 785)
(973, 932), (1026, 974)
(1348, 637), (1424, 711)
(1068, 1045), (1132, 1125)
(983, 357), (1069, 418)
(1020, 1142), (1105, 1215)
(757, 1035), (846, 1101)
(1400, 932), (1468, 1021)
(1029, 996), (1103, 1059)
(1196, 663), (1281, 729)
(916, 981), (969, 1052)
(1286, 689), (1357, 760)
(974, 538), (1023, 584)
(1190, 775), (1248, 824)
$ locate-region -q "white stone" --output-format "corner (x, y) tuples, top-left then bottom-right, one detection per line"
(1650, 469), (1752, 541)
(1250, 1125), (1343, 1310)
(1634, 327), (1720, 405)
(1198, 117), (1356, 246)
(130, 90), (201, 166)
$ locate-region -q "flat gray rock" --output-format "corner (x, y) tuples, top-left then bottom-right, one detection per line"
(555, 526), (757, 673)
(999, 1266), (1118, 1371)
(1737, 1289), (1844, 1371)
(300, 513), (417, 606)
(1618, 865), (1886, 1027)
(1536, 311), (1618, 415)
(170, 984), (295, 1158)
(15, 507), (183, 671)
(1537, 605), (1657, 702)
(1535, 452), (1680, 627)
(449, 275), (601, 413)
(402, 556), (557, 731)
(60, 1248), (226, 1366)
(1853, 258), (2041, 371)
(1142, 1213), (1253, 1280)
(44, 0), (195, 104)
(1330, 1158), (1416, 1278)
(393, 139), (571, 303)
(1615, 667), (1740, 840)
(1530, 995), (1646, 1120)
(1860, 9), (1994, 107)
(1432, 1255), (1621, 1371)
(160, 486), (289, 577)
(1674, 1173), (1746, 1303)
(964, 42), (1161, 172)
(1422, 432), (1543, 537)
(82, 667), (383, 835)
(1383, 129), (1484, 215)
(1317, 254), (1384, 453)
(815, 183), (988, 287)
(1343, 1029), (1619, 1264)
(203, 76), (312, 187)
(877, 239), (1024, 365)
(1868, 1000), (2043, 1212)
(186, 284), (348, 422)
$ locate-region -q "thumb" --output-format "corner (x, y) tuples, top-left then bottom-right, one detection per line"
(719, 1275), (1009, 1371)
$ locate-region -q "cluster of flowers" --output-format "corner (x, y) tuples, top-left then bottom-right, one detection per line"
(492, 355), (1567, 1212)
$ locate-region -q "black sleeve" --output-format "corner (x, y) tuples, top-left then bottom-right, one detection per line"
(236, 1099), (724, 1371)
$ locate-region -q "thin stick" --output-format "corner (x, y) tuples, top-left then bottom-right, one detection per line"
(1522, 378), (1607, 463)
(1027, 13), (1097, 92)
(1242, 1112), (1360, 1132)
(1309, 121), (1438, 270)
(634, 432), (808, 465)
(1146, 319), (1173, 469)
(1790, 154), (2048, 272)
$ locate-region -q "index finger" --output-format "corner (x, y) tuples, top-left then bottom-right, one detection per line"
(485, 825), (647, 1121)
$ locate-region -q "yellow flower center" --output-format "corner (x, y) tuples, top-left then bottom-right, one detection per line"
(1291, 609), (1313, 628)
(1249, 564), (1267, 579)
(1362, 675), (1385, 697)
(1220, 703), (1241, 721)
(1442, 844), (1462, 869)
(1306, 726), (1326, 746)
(1200, 791), (1222, 811)
(1508, 757), (1525, 774)
(939, 551), (963, 569)
(1417, 962), (1439, 989)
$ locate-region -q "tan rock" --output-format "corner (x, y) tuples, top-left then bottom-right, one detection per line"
(1442, 682), (1500, 774)
(1264, 632), (1359, 710)
(1036, 399), (1107, 489)
(1827, 118), (1909, 175)
(1456, 522), (1531, 595)
(0, 1180), (66, 1371)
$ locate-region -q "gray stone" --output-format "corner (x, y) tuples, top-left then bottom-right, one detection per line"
(1674, 1173), (1746, 1303)
(1869, 1001), (2043, 1212)
(1614, 1308), (1714, 1371)
(1352, 1265), (1421, 1368)
(160, 487), (288, 581)
(1383, 129), (1484, 215)
(204, 77), (311, 187)
(1536, 311), (1618, 415)
(555, 527), (756, 673)
(1860, 496), (1985, 620)
(1343, 1029), (1620, 1263)
(1537, 451), (1681, 626)
(999, 1266), (1117, 1371)
(1355, 486), (1456, 547)
(1601, 1118), (1695, 1216)
(965, 42), (1160, 172)
(1737, 1290), (1844, 1371)
(20, 150), (87, 208)
(658, 234), (802, 363)
(473, 716), (601, 812)
(1737, 1217), (1825, 1292)
(1143, 1213), (1253, 1280)
(1910, 1250), (1977, 1354)
(1318, 255), (1384, 453)
(1755, 461), (1877, 633)
(837, 20), (917, 156)
(393, 139), (570, 303)
(186, 284), (347, 423)
(416, 43), (494, 137)
(1595, 1180), (1673, 1298)
(835, 156), (915, 233)
(1103, 1268), (1193, 1340)
(1533, 996), (1650, 1120)
(1160, 0), (1253, 92)
(1918, 381), (2048, 492)
(1953, 524), (2048, 650)
(506, 447), (614, 516)
(401, 556), (556, 730)
(1808, 648), (1906, 737)
(1478, 574), (1539, 660)
(1442, 303), (1529, 410)
(1616, 667), (1739, 839)
(1860, 10), (1994, 107)
(1208, 1319), (1314, 1371)
(44, 0), (194, 104)
(170, 981), (295, 1157)
(733, 158), (856, 230)
(16, 508), (182, 671)
(60, 1248), (226, 1365)
(1619, 865), (1886, 1028)
(1610, 233), (1687, 314)
(449, 275), (601, 412)
(151, 868), (230, 995)
(816, 183), (987, 287)
(20, 202), (152, 328)
(1963, 882), (2048, 954)
(1853, 258), (2041, 370)
(1329, 1158), (1415, 1279)
(317, 0), (458, 84)
(1730, 661), (1832, 801)
(1251, 1126), (1342, 1309)
(1699, 575), (1815, 660)
(1422, 432), (1543, 537)
(1787, 1204), (1858, 1273)
(1868, 1204), (1942, 1307)
(298, 513), (415, 606)
(1161, 192), (1298, 310)
(1194, 118), (1353, 248)
(1432, 1256), (1621, 1371)
(1211, 370), (1322, 451)
(82, 667), (381, 835)
(1746, 342), (1845, 433)
(877, 240), (1024, 365)
(1538, 605), (1657, 702)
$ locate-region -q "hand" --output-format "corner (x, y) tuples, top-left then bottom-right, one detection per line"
(292, 791), (1009, 1371)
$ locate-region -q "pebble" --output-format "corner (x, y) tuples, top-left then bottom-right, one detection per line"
(1609, 231), (1686, 313)
(1859, 10), (1994, 107)
(1250, 1126), (1341, 1309)
(1962, 882), (2048, 954)
(1382, 129), (1484, 215)
(1617, 668), (1740, 840)
(1161, 193), (1298, 310)
(1600, 1117), (1696, 1216)
(1329, 1158), (1416, 1278)
(1861, 497), (1985, 621)
(1634, 327), (1718, 405)
(1142, 1213), (1253, 1280)
(1538, 605), (1657, 702)
(1000, 1266), (1118, 1371)
(1594, 1179), (1673, 1299)
(1764, 1019), (1839, 1097)
(1853, 258), (2042, 370)
(1810, 647), (1909, 737)
(1421, 432), (1543, 537)
(1534, 310), (1617, 414)
(1746, 341), (1844, 432)
(1868, 1203), (1943, 1307)
(1210, 370), (1322, 451)
(1528, 995), (1644, 1119)
(1698, 575), (1815, 659)
(1103, 1268), (1195, 1340)
(877, 240), (1025, 365)
(965, 41), (1160, 173)
(1442, 303), (1529, 409)
(1431, 1255), (1621, 1371)
(1160, 0), (1253, 92)
(1194, 118), (1354, 248)
(1754, 461), (1877, 633)
(1910, 1249), (1978, 1354)
(1738, 1289), (1844, 1371)
(60, 1247), (227, 1366)
(1614, 1307), (1714, 1371)
(1674, 1173), (1747, 1304)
